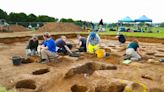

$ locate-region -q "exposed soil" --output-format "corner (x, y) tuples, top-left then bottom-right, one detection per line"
(0, 33), (164, 92)
(71, 84), (88, 92)
(64, 62), (117, 78)
(32, 68), (49, 75)
(9, 25), (30, 32)
(0, 32), (163, 44)
(16, 79), (36, 90)
(37, 22), (83, 32)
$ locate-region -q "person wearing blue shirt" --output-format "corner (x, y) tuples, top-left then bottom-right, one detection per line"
(38, 32), (58, 63)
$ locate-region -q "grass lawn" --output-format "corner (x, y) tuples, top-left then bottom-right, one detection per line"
(100, 27), (164, 38)
(49, 27), (164, 38)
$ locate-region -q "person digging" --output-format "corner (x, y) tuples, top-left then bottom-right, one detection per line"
(77, 34), (87, 52)
(124, 39), (142, 61)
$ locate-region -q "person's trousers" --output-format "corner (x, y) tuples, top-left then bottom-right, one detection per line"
(57, 44), (73, 54)
(26, 49), (37, 56)
(79, 46), (87, 52)
(87, 44), (99, 53)
(57, 48), (67, 54)
(40, 49), (58, 61)
(126, 48), (141, 61)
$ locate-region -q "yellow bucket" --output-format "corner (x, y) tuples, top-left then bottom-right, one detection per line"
(96, 49), (105, 58)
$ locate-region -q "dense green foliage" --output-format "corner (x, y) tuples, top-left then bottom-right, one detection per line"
(0, 8), (86, 27)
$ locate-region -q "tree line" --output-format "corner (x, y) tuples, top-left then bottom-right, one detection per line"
(0, 8), (86, 27)
(2, 8), (163, 28)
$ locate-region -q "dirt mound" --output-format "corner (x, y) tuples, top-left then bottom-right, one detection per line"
(9, 25), (29, 32)
(37, 22), (82, 32)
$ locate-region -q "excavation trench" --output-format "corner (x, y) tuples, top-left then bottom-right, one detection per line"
(0, 33), (164, 44)
(15, 79), (36, 90)
(71, 83), (126, 92)
(0, 32), (164, 92)
(71, 84), (88, 92)
(70, 80), (149, 92)
(32, 68), (49, 75)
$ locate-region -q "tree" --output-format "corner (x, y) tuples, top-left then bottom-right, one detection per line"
(108, 23), (117, 27)
(18, 13), (27, 22)
(60, 18), (66, 22)
(9, 12), (27, 22)
(160, 22), (164, 27)
(67, 18), (74, 22)
(37, 15), (58, 22)
(0, 9), (8, 20)
(8, 12), (18, 22)
(74, 20), (83, 26)
(60, 18), (74, 23)
(27, 14), (37, 22)
(138, 22), (145, 26)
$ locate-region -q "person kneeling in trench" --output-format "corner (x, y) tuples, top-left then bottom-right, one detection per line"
(26, 35), (39, 56)
(38, 32), (58, 63)
(77, 34), (87, 52)
(125, 39), (142, 61)
(86, 32), (101, 53)
(56, 36), (73, 55)
(116, 32), (126, 45)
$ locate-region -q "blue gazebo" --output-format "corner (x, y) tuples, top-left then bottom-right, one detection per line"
(134, 15), (153, 32)
(135, 15), (152, 22)
(118, 16), (134, 32)
(118, 16), (134, 22)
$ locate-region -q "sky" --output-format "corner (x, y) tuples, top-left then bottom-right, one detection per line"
(0, 0), (163, 23)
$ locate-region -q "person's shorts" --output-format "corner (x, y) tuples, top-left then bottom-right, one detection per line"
(88, 44), (99, 53)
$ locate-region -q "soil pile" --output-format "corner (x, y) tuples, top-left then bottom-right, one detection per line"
(9, 25), (29, 32)
(37, 22), (82, 32)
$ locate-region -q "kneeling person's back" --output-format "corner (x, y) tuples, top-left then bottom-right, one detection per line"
(56, 39), (66, 49)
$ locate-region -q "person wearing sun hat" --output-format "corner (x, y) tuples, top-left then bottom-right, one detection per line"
(86, 32), (101, 53)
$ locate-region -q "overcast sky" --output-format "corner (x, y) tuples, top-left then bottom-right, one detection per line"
(0, 0), (163, 23)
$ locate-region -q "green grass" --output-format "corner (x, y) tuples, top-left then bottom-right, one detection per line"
(102, 27), (164, 38)
(52, 27), (164, 38)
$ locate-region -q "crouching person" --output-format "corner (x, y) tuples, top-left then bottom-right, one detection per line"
(116, 32), (126, 44)
(77, 35), (87, 52)
(56, 36), (73, 55)
(26, 35), (39, 56)
(125, 39), (142, 61)
(86, 32), (101, 53)
(38, 32), (58, 63)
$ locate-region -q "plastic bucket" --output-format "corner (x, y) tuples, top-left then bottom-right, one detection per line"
(96, 49), (105, 58)
(12, 56), (22, 65)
